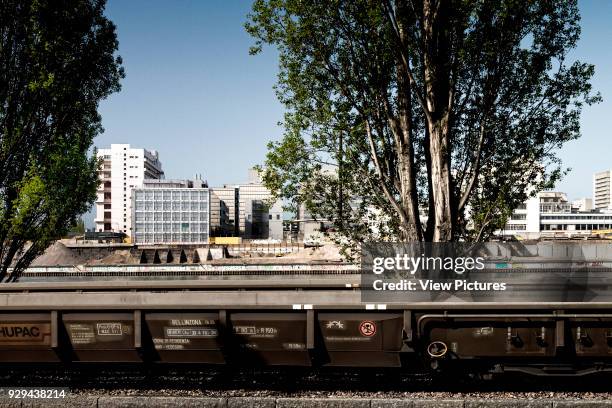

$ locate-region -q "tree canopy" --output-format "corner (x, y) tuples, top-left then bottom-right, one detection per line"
(0, 0), (124, 281)
(246, 0), (600, 245)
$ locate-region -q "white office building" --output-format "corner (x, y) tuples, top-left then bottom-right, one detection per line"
(94, 144), (164, 236)
(227, 169), (283, 240)
(501, 191), (612, 239)
(594, 170), (612, 210)
(572, 198), (593, 212)
(132, 178), (209, 245)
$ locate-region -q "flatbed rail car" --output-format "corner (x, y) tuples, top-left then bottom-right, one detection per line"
(4, 279), (612, 376)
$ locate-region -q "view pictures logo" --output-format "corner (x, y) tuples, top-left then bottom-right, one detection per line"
(372, 254), (485, 276)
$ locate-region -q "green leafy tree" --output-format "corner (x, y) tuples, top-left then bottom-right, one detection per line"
(69, 218), (86, 236)
(0, 0), (124, 281)
(246, 0), (600, 245)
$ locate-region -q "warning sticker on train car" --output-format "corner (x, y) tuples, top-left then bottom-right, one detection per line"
(359, 321), (377, 337)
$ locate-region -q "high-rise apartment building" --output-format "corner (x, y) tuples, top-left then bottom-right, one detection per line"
(594, 170), (612, 210)
(94, 144), (164, 235)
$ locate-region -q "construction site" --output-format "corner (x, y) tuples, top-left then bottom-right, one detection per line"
(30, 238), (345, 267)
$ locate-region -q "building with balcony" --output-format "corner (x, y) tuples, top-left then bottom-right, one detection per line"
(594, 170), (612, 210)
(94, 144), (164, 235)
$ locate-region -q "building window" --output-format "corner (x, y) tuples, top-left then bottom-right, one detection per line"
(504, 224), (526, 231)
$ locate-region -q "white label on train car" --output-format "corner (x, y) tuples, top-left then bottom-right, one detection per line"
(96, 323), (123, 336)
(165, 327), (218, 338)
(67, 324), (96, 344)
(233, 326), (278, 338)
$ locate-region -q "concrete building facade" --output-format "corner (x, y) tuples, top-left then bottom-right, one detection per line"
(572, 198), (593, 212)
(210, 187), (239, 237)
(594, 170), (612, 210)
(501, 191), (612, 239)
(208, 170), (283, 241)
(95, 144), (163, 235)
(238, 183), (283, 239)
(237, 181), (283, 240)
(131, 178), (209, 245)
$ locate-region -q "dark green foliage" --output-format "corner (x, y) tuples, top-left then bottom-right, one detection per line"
(0, 0), (124, 280)
(246, 0), (600, 245)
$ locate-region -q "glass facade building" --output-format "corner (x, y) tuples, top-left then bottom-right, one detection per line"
(132, 188), (210, 244)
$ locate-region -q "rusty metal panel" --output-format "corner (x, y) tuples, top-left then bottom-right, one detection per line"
(230, 313), (310, 366)
(145, 312), (224, 363)
(570, 318), (612, 357)
(317, 313), (403, 367)
(62, 313), (140, 362)
(423, 317), (556, 358)
(0, 313), (58, 362)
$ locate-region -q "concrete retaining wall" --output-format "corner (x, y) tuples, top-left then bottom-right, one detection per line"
(3, 397), (612, 408)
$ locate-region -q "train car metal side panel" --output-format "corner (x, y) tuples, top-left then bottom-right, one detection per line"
(0, 313), (58, 362)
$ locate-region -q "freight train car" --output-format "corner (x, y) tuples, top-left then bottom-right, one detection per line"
(2, 277), (612, 376)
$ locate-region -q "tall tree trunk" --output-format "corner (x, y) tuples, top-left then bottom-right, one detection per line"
(396, 113), (422, 242)
(423, 0), (454, 241)
(427, 119), (453, 241)
(395, 0), (422, 242)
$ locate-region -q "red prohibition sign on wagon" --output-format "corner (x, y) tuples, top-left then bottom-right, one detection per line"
(359, 320), (377, 337)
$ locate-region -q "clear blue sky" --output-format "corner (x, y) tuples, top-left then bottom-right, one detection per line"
(97, 0), (283, 187)
(96, 0), (610, 198)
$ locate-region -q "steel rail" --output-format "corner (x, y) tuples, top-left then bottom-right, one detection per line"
(0, 278), (362, 292)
